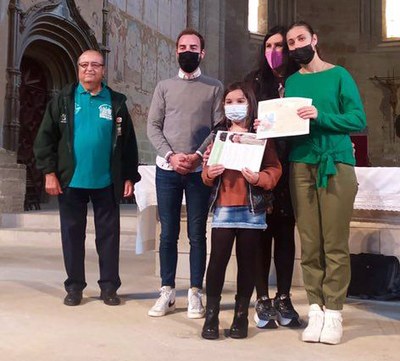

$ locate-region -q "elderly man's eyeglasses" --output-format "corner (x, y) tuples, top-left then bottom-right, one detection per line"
(78, 62), (104, 70)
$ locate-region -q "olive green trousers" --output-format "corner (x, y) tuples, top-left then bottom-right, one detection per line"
(289, 162), (358, 310)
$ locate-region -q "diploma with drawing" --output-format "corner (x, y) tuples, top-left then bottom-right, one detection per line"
(256, 97), (312, 139)
(207, 131), (267, 172)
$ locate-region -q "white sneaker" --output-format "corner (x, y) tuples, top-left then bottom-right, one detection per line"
(320, 309), (343, 345)
(302, 304), (325, 343)
(187, 287), (205, 319)
(148, 286), (176, 317)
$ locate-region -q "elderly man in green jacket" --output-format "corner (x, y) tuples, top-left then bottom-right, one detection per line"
(34, 50), (141, 307)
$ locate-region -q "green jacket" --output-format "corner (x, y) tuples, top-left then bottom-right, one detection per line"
(34, 83), (141, 201)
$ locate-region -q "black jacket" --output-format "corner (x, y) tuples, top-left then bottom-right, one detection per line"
(34, 83), (141, 201)
(246, 71), (294, 218)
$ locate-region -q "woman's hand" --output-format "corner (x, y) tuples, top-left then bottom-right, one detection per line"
(253, 118), (261, 130)
(207, 164), (225, 179)
(242, 167), (259, 185)
(297, 105), (318, 120)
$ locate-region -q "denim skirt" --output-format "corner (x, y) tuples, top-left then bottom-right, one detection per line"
(211, 206), (267, 229)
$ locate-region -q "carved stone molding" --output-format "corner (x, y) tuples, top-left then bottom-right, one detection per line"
(2, 0), (101, 151)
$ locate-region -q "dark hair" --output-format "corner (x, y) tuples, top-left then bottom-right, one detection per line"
(176, 28), (205, 50)
(287, 20), (316, 36)
(221, 82), (258, 132)
(246, 26), (299, 101)
(287, 20), (322, 57)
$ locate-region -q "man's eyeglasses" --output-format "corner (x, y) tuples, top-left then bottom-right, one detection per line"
(78, 62), (104, 70)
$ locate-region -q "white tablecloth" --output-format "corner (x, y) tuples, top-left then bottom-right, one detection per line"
(134, 166), (400, 254)
(134, 165), (186, 254)
(354, 167), (400, 212)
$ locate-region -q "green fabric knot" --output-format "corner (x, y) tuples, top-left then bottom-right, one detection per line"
(311, 137), (348, 188)
(317, 151), (336, 188)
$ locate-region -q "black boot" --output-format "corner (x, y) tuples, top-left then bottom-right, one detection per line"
(201, 296), (221, 340)
(229, 295), (250, 339)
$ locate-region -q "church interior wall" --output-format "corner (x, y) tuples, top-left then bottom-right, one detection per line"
(294, 0), (400, 165)
(1, 0), (400, 168)
(92, 0), (187, 165)
(223, 0), (400, 166)
(0, 0), (10, 145)
(75, 0), (103, 41)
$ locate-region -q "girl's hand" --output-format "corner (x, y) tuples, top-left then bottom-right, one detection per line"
(242, 167), (259, 185)
(297, 106), (318, 120)
(202, 143), (213, 165)
(207, 164), (225, 179)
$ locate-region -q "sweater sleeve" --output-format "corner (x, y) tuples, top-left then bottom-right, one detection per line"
(196, 82), (224, 155)
(315, 69), (367, 133)
(254, 139), (282, 190)
(147, 82), (172, 158)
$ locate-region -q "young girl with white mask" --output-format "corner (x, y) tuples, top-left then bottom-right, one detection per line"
(200, 82), (282, 340)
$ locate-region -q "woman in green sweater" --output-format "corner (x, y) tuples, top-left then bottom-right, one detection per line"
(284, 21), (366, 345)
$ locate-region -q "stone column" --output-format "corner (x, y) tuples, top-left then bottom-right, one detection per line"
(187, 0), (200, 29)
(197, 0), (225, 82)
(268, 0), (297, 28)
(3, 0), (22, 152)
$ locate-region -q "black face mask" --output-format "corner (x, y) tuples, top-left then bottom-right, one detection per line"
(178, 51), (201, 73)
(289, 44), (315, 65)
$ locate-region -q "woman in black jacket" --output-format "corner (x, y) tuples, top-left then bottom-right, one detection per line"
(245, 25), (301, 329)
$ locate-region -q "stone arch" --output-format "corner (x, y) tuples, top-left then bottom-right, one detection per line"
(3, 0), (103, 152)
(2, 0), (108, 209)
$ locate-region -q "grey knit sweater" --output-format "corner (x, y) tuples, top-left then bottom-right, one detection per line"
(147, 74), (223, 158)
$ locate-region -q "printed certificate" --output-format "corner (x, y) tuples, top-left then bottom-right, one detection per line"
(257, 97), (312, 139)
(207, 131), (267, 172)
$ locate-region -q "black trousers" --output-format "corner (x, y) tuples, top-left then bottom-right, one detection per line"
(255, 213), (295, 299)
(206, 228), (261, 299)
(58, 185), (121, 293)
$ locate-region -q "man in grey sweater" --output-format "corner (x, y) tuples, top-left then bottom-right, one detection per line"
(147, 28), (223, 318)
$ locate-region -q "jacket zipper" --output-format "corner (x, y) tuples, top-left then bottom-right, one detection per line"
(112, 101), (122, 153)
(248, 184), (255, 214)
(209, 177), (221, 212)
(64, 96), (72, 154)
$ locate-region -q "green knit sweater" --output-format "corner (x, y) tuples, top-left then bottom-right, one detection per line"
(284, 66), (366, 187)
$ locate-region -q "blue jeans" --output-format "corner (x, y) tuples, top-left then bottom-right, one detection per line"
(156, 167), (211, 289)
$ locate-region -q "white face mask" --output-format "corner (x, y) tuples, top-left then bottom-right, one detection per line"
(224, 104), (248, 122)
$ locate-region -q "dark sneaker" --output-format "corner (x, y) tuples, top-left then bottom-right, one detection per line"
(254, 296), (278, 329)
(274, 293), (302, 327)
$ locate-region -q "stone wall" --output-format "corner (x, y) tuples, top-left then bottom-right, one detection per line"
(0, 148), (25, 214)
(224, 0), (261, 85)
(104, 0), (187, 164)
